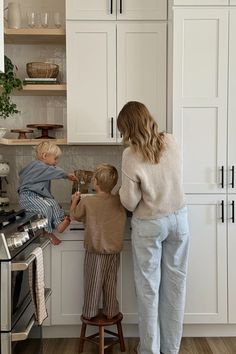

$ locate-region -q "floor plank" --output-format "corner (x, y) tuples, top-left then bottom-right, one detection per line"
(41, 337), (236, 353)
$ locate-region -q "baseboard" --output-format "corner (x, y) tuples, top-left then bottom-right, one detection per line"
(43, 323), (236, 338)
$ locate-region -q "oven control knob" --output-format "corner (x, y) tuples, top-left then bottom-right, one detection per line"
(18, 231), (30, 243)
(31, 218), (48, 230)
(36, 218), (48, 229)
(7, 237), (23, 249)
(7, 231), (30, 249)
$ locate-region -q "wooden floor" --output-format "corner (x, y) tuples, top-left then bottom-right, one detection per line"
(42, 337), (236, 353)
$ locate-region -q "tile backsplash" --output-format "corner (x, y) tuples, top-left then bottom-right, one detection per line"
(0, 145), (124, 204)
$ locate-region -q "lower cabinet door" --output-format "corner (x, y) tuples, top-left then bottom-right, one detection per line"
(184, 194), (227, 323)
(51, 241), (85, 325)
(117, 241), (138, 323)
(227, 195), (236, 323)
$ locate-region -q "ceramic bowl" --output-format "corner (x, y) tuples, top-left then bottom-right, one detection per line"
(0, 128), (7, 139)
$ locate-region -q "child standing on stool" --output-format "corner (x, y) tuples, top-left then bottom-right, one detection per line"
(18, 141), (77, 245)
(70, 163), (127, 320)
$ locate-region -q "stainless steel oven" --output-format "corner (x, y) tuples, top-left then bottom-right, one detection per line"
(0, 209), (51, 354)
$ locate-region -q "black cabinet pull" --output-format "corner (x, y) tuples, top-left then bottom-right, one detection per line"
(120, 0), (122, 13)
(220, 166), (224, 189)
(111, 117), (114, 138)
(232, 201), (235, 223)
(231, 166), (235, 189)
(110, 0), (113, 14)
(221, 200), (224, 223)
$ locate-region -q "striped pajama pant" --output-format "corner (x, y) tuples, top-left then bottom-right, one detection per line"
(83, 251), (120, 319)
(19, 191), (65, 233)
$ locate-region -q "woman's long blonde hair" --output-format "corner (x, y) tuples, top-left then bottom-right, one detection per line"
(117, 101), (166, 164)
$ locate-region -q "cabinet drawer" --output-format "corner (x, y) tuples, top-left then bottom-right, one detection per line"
(66, 0), (167, 20)
(173, 0), (228, 4)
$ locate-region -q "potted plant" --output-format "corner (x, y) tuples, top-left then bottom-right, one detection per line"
(0, 55), (23, 119)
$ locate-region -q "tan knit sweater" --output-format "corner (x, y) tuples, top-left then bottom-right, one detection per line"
(71, 194), (127, 253)
(119, 133), (185, 219)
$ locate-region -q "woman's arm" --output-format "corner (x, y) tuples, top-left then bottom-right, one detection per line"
(119, 171), (141, 212)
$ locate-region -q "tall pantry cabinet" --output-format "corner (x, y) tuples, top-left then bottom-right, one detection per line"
(0, 0), (3, 72)
(66, 0), (167, 143)
(172, 2), (236, 324)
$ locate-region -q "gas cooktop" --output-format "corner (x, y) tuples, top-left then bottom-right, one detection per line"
(0, 208), (26, 229)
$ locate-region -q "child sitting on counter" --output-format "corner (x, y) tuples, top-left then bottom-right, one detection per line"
(70, 163), (127, 319)
(18, 141), (77, 245)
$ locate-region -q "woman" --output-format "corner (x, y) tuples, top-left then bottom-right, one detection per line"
(117, 101), (189, 354)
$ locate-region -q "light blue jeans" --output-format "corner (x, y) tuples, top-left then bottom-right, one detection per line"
(131, 207), (189, 354)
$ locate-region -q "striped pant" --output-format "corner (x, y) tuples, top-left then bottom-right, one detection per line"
(19, 191), (65, 233)
(83, 251), (120, 319)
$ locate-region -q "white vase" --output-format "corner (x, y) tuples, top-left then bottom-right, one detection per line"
(7, 2), (21, 29)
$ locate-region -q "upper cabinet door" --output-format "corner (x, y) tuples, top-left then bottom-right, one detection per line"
(173, 8), (228, 194)
(66, 0), (167, 20)
(66, 21), (116, 144)
(173, 0), (228, 5)
(117, 0), (167, 20)
(0, 0), (4, 72)
(228, 8), (236, 190)
(117, 22), (167, 133)
(230, 0), (236, 4)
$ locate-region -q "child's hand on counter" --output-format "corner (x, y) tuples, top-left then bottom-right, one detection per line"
(68, 173), (78, 182)
(71, 192), (81, 205)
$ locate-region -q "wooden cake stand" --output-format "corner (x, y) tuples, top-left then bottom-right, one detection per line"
(26, 124), (63, 139)
(11, 128), (34, 139)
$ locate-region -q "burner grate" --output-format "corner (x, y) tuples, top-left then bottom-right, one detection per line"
(0, 209), (26, 229)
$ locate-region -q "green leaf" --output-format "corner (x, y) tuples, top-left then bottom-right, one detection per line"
(0, 56), (23, 119)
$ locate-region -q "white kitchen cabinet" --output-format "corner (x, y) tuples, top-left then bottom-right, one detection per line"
(66, 0), (167, 20)
(173, 6), (236, 325)
(0, 0), (4, 72)
(66, 21), (166, 143)
(117, 22), (166, 131)
(173, 8), (228, 194)
(50, 229), (137, 325)
(228, 9), (236, 193)
(173, 0), (228, 5)
(66, 22), (116, 144)
(227, 196), (236, 323)
(51, 240), (85, 325)
(226, 8), (236, 323)
(118, 241), (137, 323)
(184, 195), (227, 323)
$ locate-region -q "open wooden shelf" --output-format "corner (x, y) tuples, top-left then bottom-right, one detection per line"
(0, 138), (67, 145)
(16, 84), (67, 96)
(4, 27), (66, 44)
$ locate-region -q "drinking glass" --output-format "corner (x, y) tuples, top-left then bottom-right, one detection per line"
(54, 12), (61, 28)
(41, 12), (49, 28)
(27, 11), (37, 28)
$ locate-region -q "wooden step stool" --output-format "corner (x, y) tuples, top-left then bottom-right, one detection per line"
(79, 309), (126, 354)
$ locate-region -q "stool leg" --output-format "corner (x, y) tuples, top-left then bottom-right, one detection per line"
(117, 321), (126, 352)
(99, 326), (104, 354)
(78, 323), (87, 353)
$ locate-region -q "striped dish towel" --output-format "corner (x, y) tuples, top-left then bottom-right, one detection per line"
(28, 247), (48, 325)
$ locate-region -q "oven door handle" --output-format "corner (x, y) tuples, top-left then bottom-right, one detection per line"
(11, 238), (50, 271)
(11, 315), (35, 342)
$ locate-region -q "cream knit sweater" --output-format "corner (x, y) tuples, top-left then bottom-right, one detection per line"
(119, 133), (185, 219)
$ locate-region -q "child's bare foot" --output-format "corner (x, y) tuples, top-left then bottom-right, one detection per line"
(45, 232), (61, 245)
(56, 215), (71, 233)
